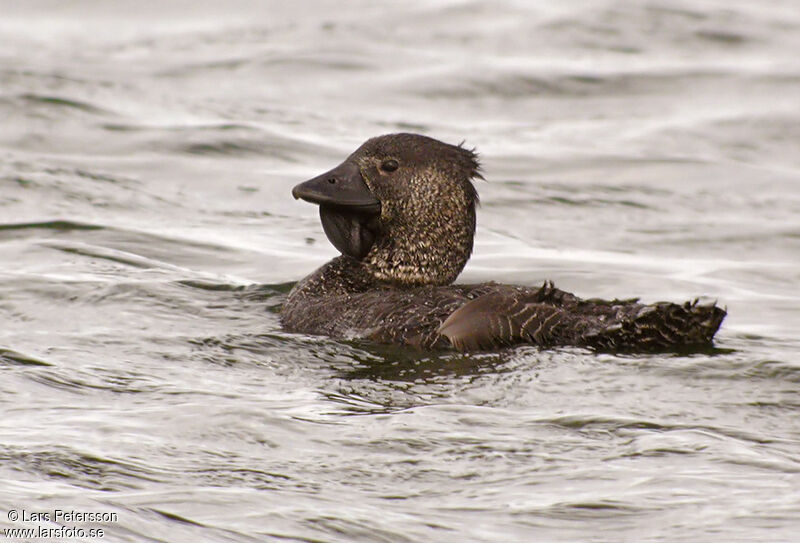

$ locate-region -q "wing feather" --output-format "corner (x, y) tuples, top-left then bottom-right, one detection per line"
(438, 290), (569, 351)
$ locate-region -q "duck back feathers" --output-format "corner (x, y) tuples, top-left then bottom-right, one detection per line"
(437, 282), (725, 352)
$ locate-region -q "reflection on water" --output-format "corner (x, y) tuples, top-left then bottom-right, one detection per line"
(1, 0), (799, 541)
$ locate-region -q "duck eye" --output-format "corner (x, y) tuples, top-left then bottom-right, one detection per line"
(380, 159), (399, 173)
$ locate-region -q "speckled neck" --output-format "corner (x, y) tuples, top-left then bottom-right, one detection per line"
(362, 194), (475, 287)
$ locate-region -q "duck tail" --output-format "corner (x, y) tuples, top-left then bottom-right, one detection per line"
(585, 299), (727, 352)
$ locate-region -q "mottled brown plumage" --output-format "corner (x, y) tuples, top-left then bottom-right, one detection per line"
(281, 133), (726, 352)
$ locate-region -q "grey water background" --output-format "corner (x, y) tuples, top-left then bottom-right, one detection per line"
(1, 0), (799, 541)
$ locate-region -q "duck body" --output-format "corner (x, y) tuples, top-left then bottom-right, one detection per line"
(281, 133), (725, 353)
(282, 256), (725, 352)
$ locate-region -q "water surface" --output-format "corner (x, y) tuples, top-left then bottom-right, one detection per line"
(1, 1), (799, 541)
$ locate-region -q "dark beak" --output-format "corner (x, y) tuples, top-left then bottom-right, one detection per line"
(292, 160), (380, 213)
(292, 160), (381, 260)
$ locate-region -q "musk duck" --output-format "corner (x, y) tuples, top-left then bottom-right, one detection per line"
(280, 133), (726, 352)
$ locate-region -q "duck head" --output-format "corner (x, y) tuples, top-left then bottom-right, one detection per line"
(292, 133), (481, 286)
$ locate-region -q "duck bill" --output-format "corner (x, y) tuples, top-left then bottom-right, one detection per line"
(292, 161), (380, 212)
(292, 160), (381, 260)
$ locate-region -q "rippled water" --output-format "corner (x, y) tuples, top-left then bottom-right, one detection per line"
(2, 1), (799, 541)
